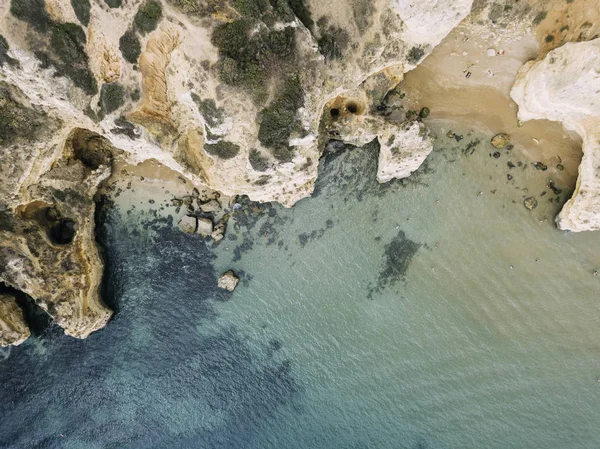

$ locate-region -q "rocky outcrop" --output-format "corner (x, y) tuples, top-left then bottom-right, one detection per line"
(377, 121), (433, 183)
(0, 109), (116, 339)
(0, 0), (478, 341)
(1, 0), (473, 206)
(511, 38), (600, 232)
(0, 294), (30, 347)
(218, 271), (239, 292)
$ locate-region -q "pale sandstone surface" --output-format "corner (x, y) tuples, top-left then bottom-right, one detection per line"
(511, 39), (600, 232)
(0, 293), (30, 347)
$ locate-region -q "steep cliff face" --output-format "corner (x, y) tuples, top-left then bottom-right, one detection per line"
(0, 124), (116, 340)
(2, 0), (474, 206)
(511, 39), (600, 232)
(0, 0), (477, 341)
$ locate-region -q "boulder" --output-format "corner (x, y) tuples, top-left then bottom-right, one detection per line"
(524, 197), (538, 210)
(178, 216), (196, 233)
(196, 218), (213, 236)
(199, 200), (221, 214)
(218, 271), (239, 292)
(0, 294), (30, 347)
(491, 133), (511, 149)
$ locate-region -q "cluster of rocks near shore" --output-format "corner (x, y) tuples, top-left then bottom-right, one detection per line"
(174, 188), (229, 243)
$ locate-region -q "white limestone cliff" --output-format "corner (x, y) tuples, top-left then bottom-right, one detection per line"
(511, 38), (600, 232)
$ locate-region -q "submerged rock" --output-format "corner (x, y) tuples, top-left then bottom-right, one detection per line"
(218, 271), (239, 292)
(524, 197), (538, 210)
(0, 294), (30, 347)
(491, 133), (511, 149)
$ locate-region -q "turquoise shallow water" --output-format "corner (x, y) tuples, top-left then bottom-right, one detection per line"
(1, 122), (600, 449)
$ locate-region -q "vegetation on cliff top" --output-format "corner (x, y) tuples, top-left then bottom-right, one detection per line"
(10, 0), (97, 95)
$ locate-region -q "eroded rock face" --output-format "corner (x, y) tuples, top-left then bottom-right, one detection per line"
(1, 0), (473, 206)
(511, 38), (600, 232)
(0, 0), (477, 340)
(0, 125), (116, 340)
(0, 294), (30, 347)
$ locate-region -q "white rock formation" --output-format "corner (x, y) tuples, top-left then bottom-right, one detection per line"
(511, 38), (600, 232)
(218, 271), (239, 292)
(0, 0), (476, 339)
(377, 122), (433, 183)
(196, 218), (213, 237)
(0, 0), (473, 207)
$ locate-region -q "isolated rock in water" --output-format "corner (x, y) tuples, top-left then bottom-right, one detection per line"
(218, 271), (239, 292)
(377, 122), (434, 183)
(491, 133), (511, 149)
(0, 294), (30, 347)
(196, 218), (213, 237)
(178, 216), (197, 234)
(511, 39), (600, 231)
(524, 197), (538, 210)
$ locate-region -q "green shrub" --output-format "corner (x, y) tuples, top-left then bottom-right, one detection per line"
(50, 23), (97, 94)
(134, 0), (162, 34)
(119, 29), (141, 63)
(99, 83), (125, 116)
(192, 94), (223, 127)
(249, 149), (269, 172)
(204, 140), (240, 159)
(0, 35), (17, 67)
(257, 76), (304, 161)
(0, 84), (43, 145)
(71, 0), (91, 26)
(407, 46), (425, 64)
(10, 0), (51, 31)
(104, 0), (122, 7)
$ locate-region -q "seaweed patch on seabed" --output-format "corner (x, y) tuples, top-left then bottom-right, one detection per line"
(230, 195), (292, 261)
(298, 218), (335, 247)
(367, 230), (421, 299)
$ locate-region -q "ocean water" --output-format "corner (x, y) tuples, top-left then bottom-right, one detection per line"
(1, 122), (600, 449)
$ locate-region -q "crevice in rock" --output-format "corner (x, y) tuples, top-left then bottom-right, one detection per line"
(67, 128), (116, 170)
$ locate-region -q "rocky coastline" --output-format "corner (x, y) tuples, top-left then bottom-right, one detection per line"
(0, 0), (598, 344)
